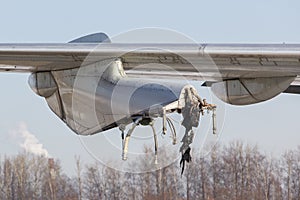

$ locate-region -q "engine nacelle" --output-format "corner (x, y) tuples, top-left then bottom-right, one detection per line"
(28, 72), (58, 98)
(211, 77), (295, 105)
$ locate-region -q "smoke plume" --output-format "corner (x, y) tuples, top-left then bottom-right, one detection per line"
(15, 122), (49, 157)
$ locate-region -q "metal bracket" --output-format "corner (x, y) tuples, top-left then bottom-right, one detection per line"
(121, 118), (141, 161)
(120, 117), (159, 164)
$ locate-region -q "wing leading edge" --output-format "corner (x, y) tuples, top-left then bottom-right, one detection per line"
(1, 41), (300, 80)
(1, 32), (300, 95)
(1, 42), (300, 92)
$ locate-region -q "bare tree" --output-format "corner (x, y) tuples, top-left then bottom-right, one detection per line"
(2, 141), (300, 199)
(83, 162), (104, 200)
(2, 157), (15, 199)
(13, 154), (28, 199)
(75, 156), (83, 200)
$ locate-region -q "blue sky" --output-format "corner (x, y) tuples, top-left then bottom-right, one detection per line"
(1, 0), (300, 174)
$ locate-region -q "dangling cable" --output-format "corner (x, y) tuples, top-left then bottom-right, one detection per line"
(167, 116), (181, 125)
(166, 117), (177, 145)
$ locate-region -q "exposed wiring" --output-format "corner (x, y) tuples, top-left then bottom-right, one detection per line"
(166, 117), (177, 144)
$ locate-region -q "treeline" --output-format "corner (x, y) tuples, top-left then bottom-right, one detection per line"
(1, 141), (300, 200)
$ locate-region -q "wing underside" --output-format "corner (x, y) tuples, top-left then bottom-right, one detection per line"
(1, 43), (300, 92)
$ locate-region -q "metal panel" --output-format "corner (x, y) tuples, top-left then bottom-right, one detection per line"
(0, 43), (300, 81)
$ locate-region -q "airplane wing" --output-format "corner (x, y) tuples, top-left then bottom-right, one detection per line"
(1, 33), (300, 135)
(1, 42), (300, 81)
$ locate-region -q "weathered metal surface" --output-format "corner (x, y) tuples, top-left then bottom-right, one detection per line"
(0, 43), (300, 82)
